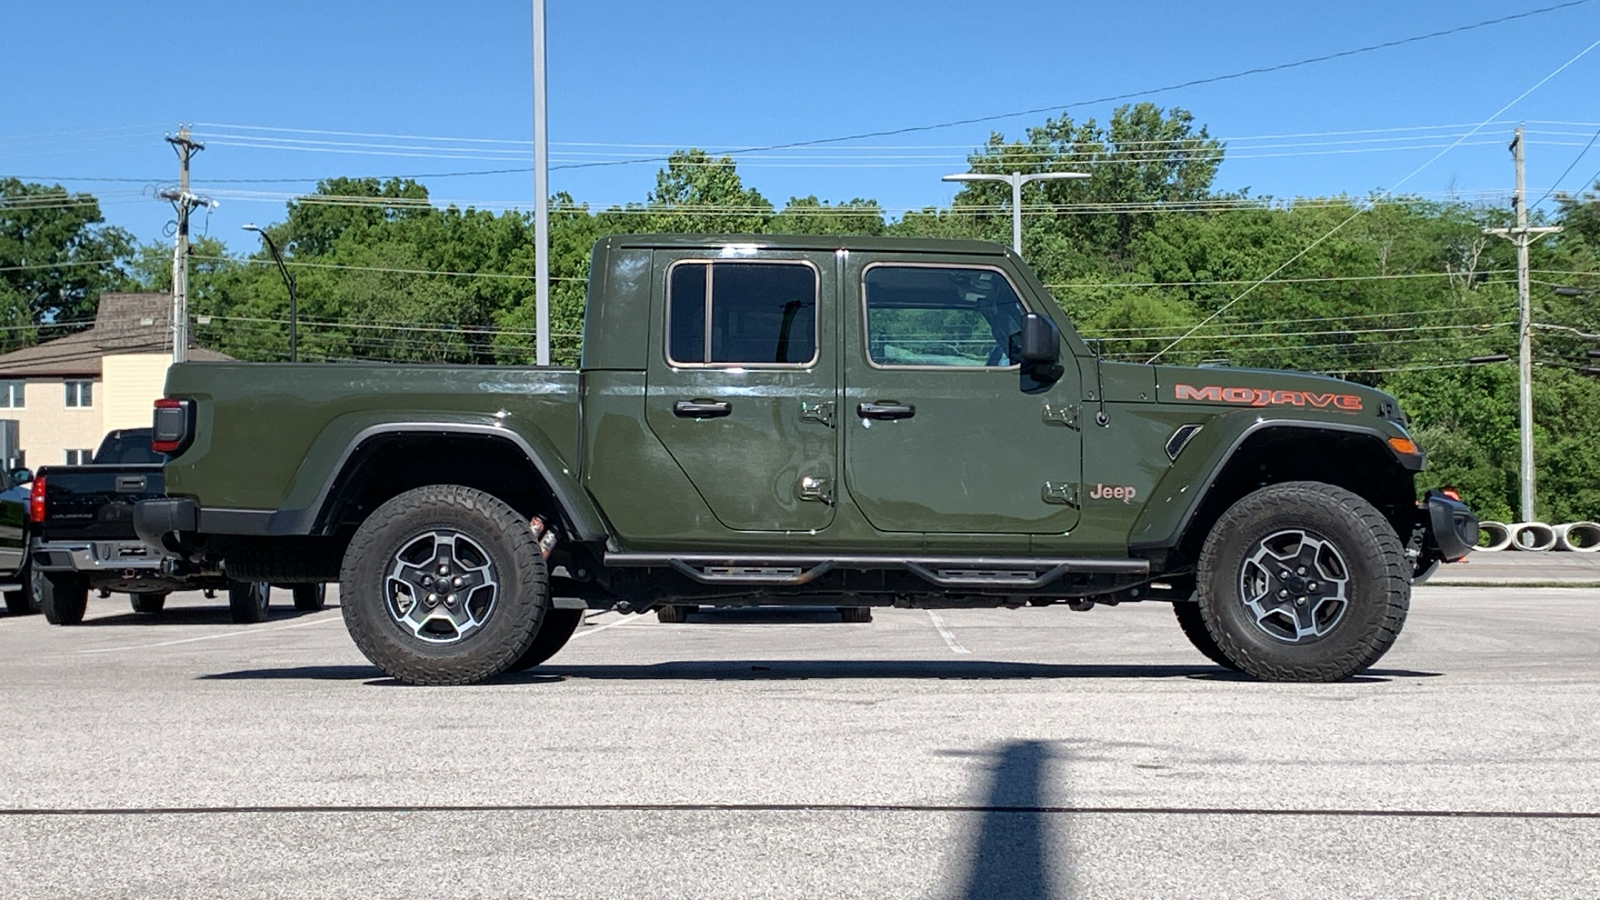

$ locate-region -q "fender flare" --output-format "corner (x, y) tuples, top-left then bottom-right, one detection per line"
(1127, 417), (1420, 553)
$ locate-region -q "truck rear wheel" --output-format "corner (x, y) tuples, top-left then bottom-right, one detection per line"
(130, 593), (168, 615)
(228, 581), (271, 623)
(291, 583), (327, 612)
(505, 608), (583, 672)
(340, 485), (548, 686)
(38, 572), (89, 625)
(1196, 481), (1409, 682)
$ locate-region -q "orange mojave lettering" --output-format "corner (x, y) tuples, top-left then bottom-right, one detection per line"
(1173, 383), (1363, 411)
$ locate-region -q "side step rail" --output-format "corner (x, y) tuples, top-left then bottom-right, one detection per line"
(604, 552), (1148, 589)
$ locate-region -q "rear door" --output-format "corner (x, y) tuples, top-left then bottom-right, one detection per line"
(644, 251), (838, 533)
(842, 255), (1083, 534)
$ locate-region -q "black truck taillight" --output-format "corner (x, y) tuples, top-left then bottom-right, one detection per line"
(152, 398), (194, 454)
(28, 475), (46, 524)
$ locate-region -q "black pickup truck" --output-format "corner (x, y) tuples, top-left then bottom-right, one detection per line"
(30, 429), (316, 624)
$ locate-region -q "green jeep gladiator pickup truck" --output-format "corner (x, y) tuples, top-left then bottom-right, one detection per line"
(133, 234), (1478, 685)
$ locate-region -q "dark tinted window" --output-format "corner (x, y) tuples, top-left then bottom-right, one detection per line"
(863, 265), (1027, 367)
(94, 430), (167, 464)
(668, 262), (817, 365)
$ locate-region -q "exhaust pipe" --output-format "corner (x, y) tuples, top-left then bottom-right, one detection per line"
(1475, 521), (1513, 552)
(1510, 522), (1557, 552)
(1555, 521), (1600, 552)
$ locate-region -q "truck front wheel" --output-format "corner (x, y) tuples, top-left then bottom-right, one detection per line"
(37, 572), (89, 625)
(1196, 481), (1409, 682)
(340, 485), (548, 685)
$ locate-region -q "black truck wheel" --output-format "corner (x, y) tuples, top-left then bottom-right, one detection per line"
(1172, 600), (1239, 670)
(4, 563), (38, 616)
(228, 580), (271, 623)
(130, 593), (169, 615)
(505, 608), (584, 672)
(655, 605), (692, 623)
(38, 571), (89, 625)
(837, 606), (873, 623)
(291, 583), (327, 612)
(1196, 481), (1409, 682)
(340, 485), (548, 686)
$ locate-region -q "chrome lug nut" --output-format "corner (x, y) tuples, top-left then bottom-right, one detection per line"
(425, 592), (439, 606)
(445, 593), (457, 606)
(452, 577), (464, 588)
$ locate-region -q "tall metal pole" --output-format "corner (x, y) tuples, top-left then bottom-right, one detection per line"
(1486, 126), (1560, 523)
(1010, 173), (1023, 255)
(941, 171), (1089, 259)
(532, 0), (550, 366)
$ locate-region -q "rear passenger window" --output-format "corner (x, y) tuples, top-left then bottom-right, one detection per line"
(668, 261), (817, 366)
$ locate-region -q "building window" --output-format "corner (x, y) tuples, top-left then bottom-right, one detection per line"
(64, 380), (93, 408)
(65, 449), (94, 465)
(0, 381), (22, 408)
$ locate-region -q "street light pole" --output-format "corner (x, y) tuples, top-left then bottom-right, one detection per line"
(942, 170), (1089, 256)
(242, 224), (298, 363)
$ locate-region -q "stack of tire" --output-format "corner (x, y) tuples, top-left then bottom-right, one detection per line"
(1474, 520), (1600, 552)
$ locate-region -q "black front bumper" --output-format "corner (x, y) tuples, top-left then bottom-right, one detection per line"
(1420, 490), (1479, 563)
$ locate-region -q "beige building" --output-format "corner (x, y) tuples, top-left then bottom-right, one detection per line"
(0, 293), (229, 468)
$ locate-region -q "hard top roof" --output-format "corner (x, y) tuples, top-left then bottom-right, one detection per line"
(596, 234), (1011, 256)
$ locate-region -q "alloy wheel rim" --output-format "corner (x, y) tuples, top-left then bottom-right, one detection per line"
(384, 530), (500, 644)
(1238, 529), (1350, 643)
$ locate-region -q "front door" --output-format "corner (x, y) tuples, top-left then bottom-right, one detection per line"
(842, 256), (1083, 534)
(644, 251), (838, 533)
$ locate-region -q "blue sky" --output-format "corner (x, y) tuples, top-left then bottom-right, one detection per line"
(4, 0), (1599, 250)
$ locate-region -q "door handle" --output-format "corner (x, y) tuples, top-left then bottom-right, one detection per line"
(857, 401), (915, 420)
(673, 399), (732, 418)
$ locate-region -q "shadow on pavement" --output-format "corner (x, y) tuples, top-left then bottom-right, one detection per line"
(71, 602), (338, 628)
(957, 740), (1061, 899)
(197, 659), (1442, 684)
(670, 607), (863, 625)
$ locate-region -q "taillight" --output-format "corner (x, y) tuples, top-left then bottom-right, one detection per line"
(1442, 488), (1462, 502)
(152, 398), (192, 454)
(28, 475), (45, 524)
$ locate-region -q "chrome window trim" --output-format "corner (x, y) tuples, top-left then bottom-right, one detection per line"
(664, 257), (822, 370)
(859, 261), (1033, 372)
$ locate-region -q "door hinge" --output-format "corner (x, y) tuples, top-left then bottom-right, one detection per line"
(1041, 481), (1080, 507)
(799, 400), (836, 428)
(797, 475), (835, 505)
(1042, 402), (1079, 429)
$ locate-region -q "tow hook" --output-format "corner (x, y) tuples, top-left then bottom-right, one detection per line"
(529, 517), (557, 560)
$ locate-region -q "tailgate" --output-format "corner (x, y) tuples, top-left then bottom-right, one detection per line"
(36, 464), (166, 542)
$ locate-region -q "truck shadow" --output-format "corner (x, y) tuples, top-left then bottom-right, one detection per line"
(74, 605), (333, 627)
(196, 660), (1438, 684)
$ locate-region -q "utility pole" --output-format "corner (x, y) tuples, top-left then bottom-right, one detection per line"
(1485, 125), (1561, 523)
(157, 127), (209, 364)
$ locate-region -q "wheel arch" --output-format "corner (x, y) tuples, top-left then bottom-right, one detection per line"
(308, 423), (609, 545)
(1131, 420), (1419, 564)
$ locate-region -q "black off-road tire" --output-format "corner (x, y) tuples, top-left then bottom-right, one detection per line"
(1197, 481), (1410, 682)
(340, 485), (548, 686)
(130, 593), (169, 615)
(656, 605), (692, 623)
(38, 572), (89, 625)
(4, 557), (37, 611)
(1172, 600), (1239, 670)
(228, 580), (271, 623)
(505, 608), (584, 672)
(837, 606), (873, 623)
(291, 583), (327, 612)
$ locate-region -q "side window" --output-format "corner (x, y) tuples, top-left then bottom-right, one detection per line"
(863, 265), (1028, 368)
(668, 261), (817, 366)
(64, 380), (93, 408)
(0, 380), (23, 408)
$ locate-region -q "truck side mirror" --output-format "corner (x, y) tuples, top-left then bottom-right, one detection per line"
(1017, 313), (1058, 364)
(8, 468), (31, 486)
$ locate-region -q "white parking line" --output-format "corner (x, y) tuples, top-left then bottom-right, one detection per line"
(568, 612), (649, 640)
(78, 613), (343, 654)
(926, 610), (971, 654)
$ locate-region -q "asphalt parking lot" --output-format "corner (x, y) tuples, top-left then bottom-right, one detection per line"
(2, 554), (1597, 899)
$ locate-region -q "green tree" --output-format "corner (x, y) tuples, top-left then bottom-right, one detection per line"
(0, 178), (135, 347)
